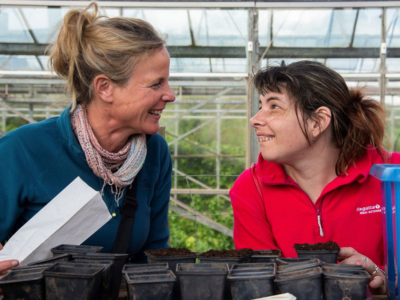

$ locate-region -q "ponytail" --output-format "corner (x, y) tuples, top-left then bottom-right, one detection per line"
(335, 88), (385, 174)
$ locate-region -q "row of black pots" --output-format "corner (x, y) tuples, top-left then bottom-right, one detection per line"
(123, 262), (276, 300)
(0, 246), (128, 300)
(126, 258), (370, 300)
(275, 258), (370, 300)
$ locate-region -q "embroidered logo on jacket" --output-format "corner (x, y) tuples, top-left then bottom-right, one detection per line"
(356, 204), (381, 215)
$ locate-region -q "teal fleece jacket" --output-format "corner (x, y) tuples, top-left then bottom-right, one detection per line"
(0, 107), (171, 262)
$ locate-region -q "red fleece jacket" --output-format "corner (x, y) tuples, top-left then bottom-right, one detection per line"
(230, 148), (400, 267)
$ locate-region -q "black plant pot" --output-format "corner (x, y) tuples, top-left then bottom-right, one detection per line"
(50, 244), (103, 256)
(122, 263), (169, 274)
(250, 250), (281, 263)
(197, 254), (252, 268)
(275, 266), (323, 300)
(176, 263), (229, 300)
(27, 253), (71, 266)
(322, 263), (365, 274)
(323, 269), (370, 300)
(277, 258), (320, 273)
(71, 258), (114, 300)
(276, 257), (317, 265)
(144, 253), (197, 276)
(125, 270), (176, 300)
(0, 270), (45, 300)
(43, 262), (105, 300)
(296, 249), (339, 264)
(72, 253), (128, 300)
(228, 263), (276, 300)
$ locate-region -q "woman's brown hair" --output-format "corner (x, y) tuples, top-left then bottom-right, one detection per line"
(47, 2), (165, 111)
(253, 60), (386, 175)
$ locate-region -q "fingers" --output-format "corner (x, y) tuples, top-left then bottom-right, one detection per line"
(369, 274), (385, 289)
(337, 247), (357, 261)
(0, 260), (19, 274)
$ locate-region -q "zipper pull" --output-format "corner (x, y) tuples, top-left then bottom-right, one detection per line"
(317, 213), (324, 237)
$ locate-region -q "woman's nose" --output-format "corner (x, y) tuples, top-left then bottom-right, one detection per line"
(250, 110), (265, 128)
(163, 83), (176, 103)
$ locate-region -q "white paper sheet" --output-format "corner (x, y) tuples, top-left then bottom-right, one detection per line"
(0, 177), (111, 265)
(253, 293), (297, 300)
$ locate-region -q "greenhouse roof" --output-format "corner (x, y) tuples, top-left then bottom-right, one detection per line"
(0, 0), (399, 74)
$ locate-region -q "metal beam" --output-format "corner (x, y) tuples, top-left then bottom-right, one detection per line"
(1, 1), (400, 9)
(0, 101), (36, 123)
(4, 43), (400, 58)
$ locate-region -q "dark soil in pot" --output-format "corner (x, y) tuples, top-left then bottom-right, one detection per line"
(294, 241), (340, 264)
(145, 248), (197, 273)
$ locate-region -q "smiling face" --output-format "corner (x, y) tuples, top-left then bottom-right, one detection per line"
(251, 88), (313, 165)
(110, 47), (175, 135)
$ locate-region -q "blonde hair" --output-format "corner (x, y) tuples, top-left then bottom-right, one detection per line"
(47, 2), (165, 111)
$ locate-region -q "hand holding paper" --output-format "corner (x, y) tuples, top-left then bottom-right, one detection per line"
(0, 243), (18, 274)
(0, 177), (111, 266)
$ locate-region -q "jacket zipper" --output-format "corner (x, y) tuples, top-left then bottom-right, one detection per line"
(317, 208), (324, 237)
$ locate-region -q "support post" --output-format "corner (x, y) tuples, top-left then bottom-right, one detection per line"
(246, 8), (260, 168)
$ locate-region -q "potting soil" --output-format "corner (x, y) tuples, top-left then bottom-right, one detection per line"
(294, 241), (339, 251)
(145, 247), (195, 256)
(199, 248), (253, 258)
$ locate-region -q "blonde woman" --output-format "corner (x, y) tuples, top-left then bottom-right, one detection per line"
(0, 2), (175, 273)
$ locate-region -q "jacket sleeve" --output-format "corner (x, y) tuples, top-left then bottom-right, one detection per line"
(132, 136), (171, 262)
(0, 132), (30, 245)
(230, 168), (278, 250)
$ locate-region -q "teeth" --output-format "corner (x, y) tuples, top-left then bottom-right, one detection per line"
(258, 137), (274, 142)
(149, 110), (162, 115)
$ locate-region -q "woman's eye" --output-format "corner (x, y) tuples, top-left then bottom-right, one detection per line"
(271, 104), (280, 109)
(152, 82), (161, 88)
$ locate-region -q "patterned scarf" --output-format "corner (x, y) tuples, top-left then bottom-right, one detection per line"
(71, 104), (147, 205)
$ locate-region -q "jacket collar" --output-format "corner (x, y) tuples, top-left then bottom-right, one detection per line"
(257, 148), (381, 195)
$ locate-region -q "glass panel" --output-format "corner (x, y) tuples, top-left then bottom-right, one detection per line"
(171, 58), (211, 72)
(326, 9), (358, 47)
(353, 9), (381, 47)
(272, 10), (333, 47)
(387, 8), (400, 47)
(124, 9), (191, 45)
(0, 7), (34, 43)
(188, 10), (247, 46)
(210, 58), (246, 73)
(259, 10), (271, 47)
(20, 7), (66, 43)
(0, 55), (42, 70)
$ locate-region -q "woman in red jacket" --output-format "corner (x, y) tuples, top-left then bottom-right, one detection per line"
(230, 60), (396, 294)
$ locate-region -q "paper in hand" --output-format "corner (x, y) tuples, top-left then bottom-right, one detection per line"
(0, 177), (111, 265)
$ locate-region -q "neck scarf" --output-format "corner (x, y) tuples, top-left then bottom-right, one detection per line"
(71, 104), (147, 205)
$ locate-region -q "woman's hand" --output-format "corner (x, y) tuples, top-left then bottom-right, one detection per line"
(0, 243), (19, 273)
(338, 247), (385, 294)
(0, 243), (19, 296)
